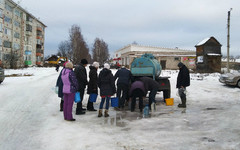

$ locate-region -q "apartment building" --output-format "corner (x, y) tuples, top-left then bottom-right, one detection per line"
(0, 0), (46, 68)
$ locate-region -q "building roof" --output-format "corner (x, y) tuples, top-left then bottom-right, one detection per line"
(115, 44), (194, 53)
(195, 36), (221, 47)
(8, 0), (47, 27)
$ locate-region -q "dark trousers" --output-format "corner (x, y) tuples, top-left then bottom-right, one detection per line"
(117, 83), (129, 108)
(76, 88), (85, 113)
(131, 88), (144, 111)
(149, 88), (158, 106)
(87, 96), (94, 110)
(178, 87), (186, 105)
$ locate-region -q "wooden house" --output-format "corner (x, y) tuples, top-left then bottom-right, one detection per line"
(195, 37), (222, 73)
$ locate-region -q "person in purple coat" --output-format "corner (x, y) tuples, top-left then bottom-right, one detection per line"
(61, 62), (79, 121)
(129, 80), (146, 112)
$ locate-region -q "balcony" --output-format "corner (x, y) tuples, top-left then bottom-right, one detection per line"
(25, 50), (32, 55)
(25, 31), (32, 36)
(26, 20), (33, 26)
(36, 49), (43, 53)
(25, 60), (32, 65)
(37, 27), (43, 32)
(36, 53), (42, 56)
(36, 44), (42, 49)
(36, 62), (42, 65)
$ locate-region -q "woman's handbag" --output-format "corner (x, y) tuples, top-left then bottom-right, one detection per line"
(74, 92), (81, 103)
(89, 93), (98, 102)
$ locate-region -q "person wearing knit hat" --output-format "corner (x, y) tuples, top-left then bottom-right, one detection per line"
(86, 61), (100, 111)
(97, 63), (116, 117)
(176, 62), (190, 108)
(81, 59), (88, 65)
(104, 63), (110, 69)
(65, 62), (73, 69)
(61, 61), (79, 121)
(74, 59), (89, 115)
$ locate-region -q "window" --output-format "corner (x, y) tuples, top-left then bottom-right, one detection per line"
(24, 55), (31, 61)
(174, 57), (180, 61)
(0, 0), (4, 4)
(3, 41), (11, 48)
(14, 9), (21, 17)
(26, 15), (33, 22)
(37, 39), (41, 45)
(0, 23), (2, 32)
(4, 54), (10, 60)
(4, 28), (12, 36)
(4, 16), (12, 23)
(14, 21), (20, 27)
(5, 4), (13, 12)
(26, 24), (32, 32)
(13, 43), (20, 50)
(0, 37), (2, 46)
(25, 45), (32, 51)
(14, 32), (20, 39)
(37, 56), (41, 62)
(197, 56), (204, 63)
(0, 9), (3, 18)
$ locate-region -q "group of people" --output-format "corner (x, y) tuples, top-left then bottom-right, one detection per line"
(56, 59), (190, 122)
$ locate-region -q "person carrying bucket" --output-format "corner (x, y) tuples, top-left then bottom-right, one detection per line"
(86, 62), (99, 111)
(98, 63), (116, 117)
(176, 62), (190, 108)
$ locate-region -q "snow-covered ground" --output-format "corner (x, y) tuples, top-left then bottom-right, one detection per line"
(0, 67), (240, 150)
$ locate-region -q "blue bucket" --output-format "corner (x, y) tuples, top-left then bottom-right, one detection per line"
(89, 93), (98, 102)
(111, 97), (118, 107)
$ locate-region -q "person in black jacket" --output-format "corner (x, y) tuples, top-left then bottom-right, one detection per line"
(98, 63), (116, 117)
(176, 62), (190, 108)
(114, 66), (132, 109)
(74, 59), (88, 115)
(87, 62), (99, 111)
(139, 77), (160, 110)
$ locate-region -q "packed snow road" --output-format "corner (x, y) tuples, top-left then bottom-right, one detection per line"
(0, 67), (240, 150)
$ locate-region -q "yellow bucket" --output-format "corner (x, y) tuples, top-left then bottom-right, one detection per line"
(165, 98), (174, 106)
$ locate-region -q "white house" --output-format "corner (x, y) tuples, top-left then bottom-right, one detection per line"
(114, 44), (196, 70)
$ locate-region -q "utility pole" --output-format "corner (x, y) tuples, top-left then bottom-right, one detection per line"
(227, 8), (232, 73)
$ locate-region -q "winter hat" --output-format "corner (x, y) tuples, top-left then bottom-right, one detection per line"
(92, 62), (100, 68)
(104, 63), (110, 69)
(81, 59), (88, 65)
(63, 61), (68, 67)
(65, 62), (73, 69)
(178, 62), (184, 68)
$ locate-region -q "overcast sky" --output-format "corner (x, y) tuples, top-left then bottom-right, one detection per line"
(14, 0), (240, 57)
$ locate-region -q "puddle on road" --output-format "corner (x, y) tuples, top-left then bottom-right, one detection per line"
(101, 108), (182, 127)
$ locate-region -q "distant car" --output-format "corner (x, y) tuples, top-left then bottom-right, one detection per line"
(219, 71), (240, 88)
(0, 67), (5, 84)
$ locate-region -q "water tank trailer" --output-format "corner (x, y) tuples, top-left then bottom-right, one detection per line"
(131, 53), (171, 99)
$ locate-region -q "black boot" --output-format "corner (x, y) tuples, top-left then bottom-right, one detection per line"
(60, 99), (64, 111)
(178, 98), (186, 108)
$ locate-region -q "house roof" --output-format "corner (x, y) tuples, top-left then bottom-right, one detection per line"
(195, 36), (221, 47)
(115, 44), (194, 53)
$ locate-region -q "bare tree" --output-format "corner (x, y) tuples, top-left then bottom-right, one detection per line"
(69, 25), (90, 64)
(92, 38), (109, 65)
(57, 40), (72, 60)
